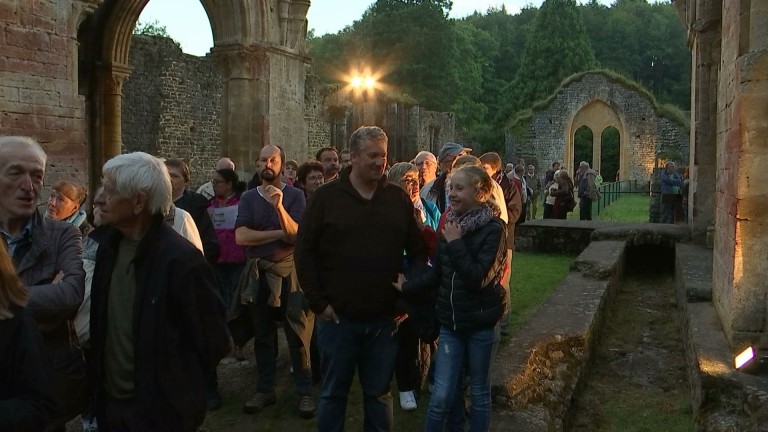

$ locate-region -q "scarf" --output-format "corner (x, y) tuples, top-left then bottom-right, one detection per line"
(446, 202), (496, 234)
(46, 207), (88, 229)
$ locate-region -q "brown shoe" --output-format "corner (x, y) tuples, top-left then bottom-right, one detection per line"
(298, 395), (316, 419)
(242, 392), (277, 414)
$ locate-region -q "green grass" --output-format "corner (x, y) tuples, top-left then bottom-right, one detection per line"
(596, 194), (650, 222)
(601, 391), (693, 432)
(507, 252), (572, 332)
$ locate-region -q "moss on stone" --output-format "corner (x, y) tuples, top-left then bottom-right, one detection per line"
(504, 69), (690, 132)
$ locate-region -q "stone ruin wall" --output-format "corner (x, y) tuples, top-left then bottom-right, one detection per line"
(121, 36), (455, 185)
(409, 108), (456, 158)
(0, 0), (90, 194)
(122, 36), (222, 188)
(268, 53), (310, 163)
(710, 0), (768, 347)
(304, 75), (334, 162)
(505, 72), (689, 180)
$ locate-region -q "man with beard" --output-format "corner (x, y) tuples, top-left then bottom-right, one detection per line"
(235, 144), (315, 418)
(315, 147), (341, 183)
(296, 126), (427, 431)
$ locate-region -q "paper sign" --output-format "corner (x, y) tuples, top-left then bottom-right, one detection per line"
(208, 206), (238, 230)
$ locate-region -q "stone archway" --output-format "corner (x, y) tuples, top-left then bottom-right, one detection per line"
(600, 126), (621, 182)
(567, 99), (628, 180)
(90, 0), (310, 175)
(505, 71), (689, 184)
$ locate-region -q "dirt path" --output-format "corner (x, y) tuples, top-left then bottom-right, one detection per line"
(566, 271), (694, 431)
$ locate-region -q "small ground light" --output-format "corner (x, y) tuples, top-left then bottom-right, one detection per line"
(735, 346), (755, 369)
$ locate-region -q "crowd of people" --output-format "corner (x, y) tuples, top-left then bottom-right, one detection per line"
(3, 127), (675, 432)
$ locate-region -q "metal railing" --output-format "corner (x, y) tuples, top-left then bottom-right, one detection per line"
(592, 179), (649, 218)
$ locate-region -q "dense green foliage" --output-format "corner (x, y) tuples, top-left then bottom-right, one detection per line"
(498, 0), (598, 125)
(307, 0), (690, 156)
(133, 20), (172, 38)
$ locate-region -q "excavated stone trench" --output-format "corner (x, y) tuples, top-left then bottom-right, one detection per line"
(566, 245), (693, 431)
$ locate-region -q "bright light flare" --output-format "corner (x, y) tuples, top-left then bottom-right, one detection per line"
(344, 67), (380, 93)
(735, 346), (755, 369)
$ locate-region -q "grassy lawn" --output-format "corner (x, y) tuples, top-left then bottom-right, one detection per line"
(596, 194), (650, 222)
(507, 251), (572, 332)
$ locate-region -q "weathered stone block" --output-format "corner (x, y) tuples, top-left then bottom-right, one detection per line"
(570, 240), (626, 280)
(5, 26), (50, 50)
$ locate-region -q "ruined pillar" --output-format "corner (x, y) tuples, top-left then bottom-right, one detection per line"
(592, 131), (601, 174)
(712, 0), (768, 349)
(213, 45), (270, 175)
(213, 42), (310, 173)
(687, 2), (720, 242)
(100, 63), (131, 164)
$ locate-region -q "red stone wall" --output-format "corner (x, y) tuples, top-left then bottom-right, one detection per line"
(0, 0), (89, 189)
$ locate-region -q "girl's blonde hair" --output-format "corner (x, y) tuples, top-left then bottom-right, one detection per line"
(449, 165), (494, 204)
(0, 242), (28, 320)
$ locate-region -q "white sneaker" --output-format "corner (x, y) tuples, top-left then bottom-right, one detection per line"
(399, 391), (417, 411)
(81, 417), (99, 432)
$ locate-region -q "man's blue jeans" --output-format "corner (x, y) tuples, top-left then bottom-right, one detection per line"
(316, 316), (398, 432)
(425, 325), (500, 432)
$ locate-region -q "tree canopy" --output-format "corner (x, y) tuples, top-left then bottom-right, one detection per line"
(500, 0), (598, 122)
(307, 0), (691, 155)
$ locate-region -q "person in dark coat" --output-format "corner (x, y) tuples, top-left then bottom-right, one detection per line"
(296, 126), (427, 431)
(395, 165), (507, 432)
(89, 152), (230, 432)
(0, 241), (56, 432)
(165, 158), (221, 264)
(0, 136), (86, 430)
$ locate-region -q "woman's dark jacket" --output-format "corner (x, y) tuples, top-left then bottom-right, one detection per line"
(88, 216), (230, 432)
(404, 217), (507, 333)
(0, 308), (56, 432)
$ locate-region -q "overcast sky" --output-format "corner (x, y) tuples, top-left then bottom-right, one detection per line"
(139, 0), (620, 56)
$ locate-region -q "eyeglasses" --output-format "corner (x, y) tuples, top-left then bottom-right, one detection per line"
(401, 177), (418, 186)
(306, 175), (324, 182)
(48, 192), (74, 204)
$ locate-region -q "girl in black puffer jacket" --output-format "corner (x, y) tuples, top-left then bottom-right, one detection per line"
(394, 165), (507, 432)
